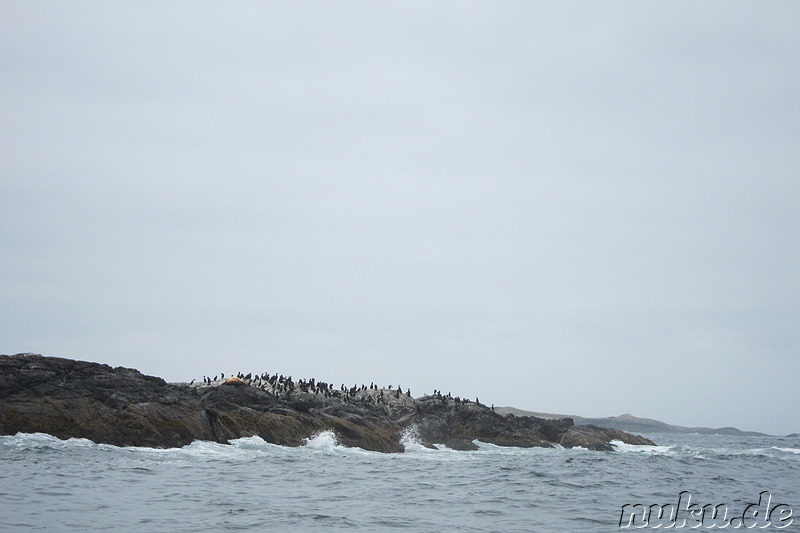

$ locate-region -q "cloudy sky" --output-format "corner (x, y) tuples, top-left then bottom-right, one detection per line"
(2, 1), (798, 435)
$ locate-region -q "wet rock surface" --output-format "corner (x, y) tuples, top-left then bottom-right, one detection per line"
(0, 353), (654, 452)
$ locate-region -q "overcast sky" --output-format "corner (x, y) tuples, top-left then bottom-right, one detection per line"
(1, 1), (798, 435)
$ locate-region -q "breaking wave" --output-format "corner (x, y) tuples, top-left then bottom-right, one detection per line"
(303, 430), (340, 453)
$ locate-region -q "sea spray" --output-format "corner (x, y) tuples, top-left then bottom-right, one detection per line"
(303, 430), (339, 453)
(399, 425), (431, 452)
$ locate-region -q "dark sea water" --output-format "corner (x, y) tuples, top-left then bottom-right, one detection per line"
(1, 431), (798, 532)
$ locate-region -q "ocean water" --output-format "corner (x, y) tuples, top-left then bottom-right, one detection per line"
(0, 431), (797, 532)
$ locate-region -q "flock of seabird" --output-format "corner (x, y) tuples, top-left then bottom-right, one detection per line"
(191, 372), (493, 410)
(196, 372), (414, 405)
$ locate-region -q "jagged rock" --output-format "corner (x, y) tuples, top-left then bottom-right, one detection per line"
(0, 353), (655, 452)
(559, 424), (654, 451)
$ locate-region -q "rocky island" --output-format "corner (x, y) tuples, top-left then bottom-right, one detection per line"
(0, 353), (654, 452)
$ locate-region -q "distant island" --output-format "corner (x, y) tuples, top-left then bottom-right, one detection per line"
(496, 407), (773, 437)
(0, 353), (654, 452)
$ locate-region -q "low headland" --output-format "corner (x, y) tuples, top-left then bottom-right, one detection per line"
(0, 353), (654, 452)
(496, 408), (775, 437)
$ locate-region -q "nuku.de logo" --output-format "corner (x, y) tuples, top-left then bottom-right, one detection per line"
(619, 491), (793, 529)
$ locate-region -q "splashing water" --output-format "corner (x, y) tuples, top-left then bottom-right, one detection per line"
(303, 430), (339, 453)
(399, 425), (434, 453)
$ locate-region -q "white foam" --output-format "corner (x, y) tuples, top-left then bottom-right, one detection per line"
(611, 440), (675, 455)
(772, 446), (800, 455)
(303, 430), (339, 453)
(179, 439), (242, 457)
(1, 432), (78, 449)
(12, 431), (792, 464)
(168, 436), (303, 461)
(230, 435), (269, 447)
(399, 426), (435, 453)
(472, 440), (557, 456)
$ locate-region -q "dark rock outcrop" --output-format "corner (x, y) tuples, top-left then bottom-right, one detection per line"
(397, 398), (576, 451)
(559, 424), (654, 451)
(0, 353), (212, 447)
(0, 353), (654, 452)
